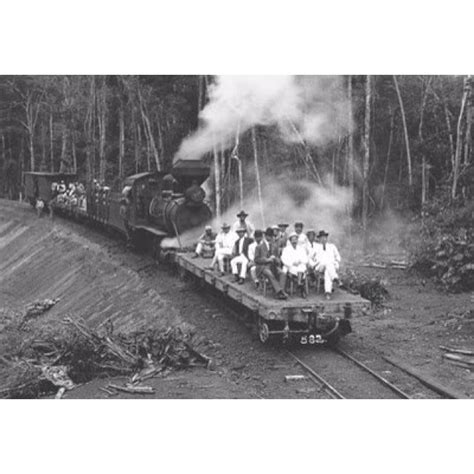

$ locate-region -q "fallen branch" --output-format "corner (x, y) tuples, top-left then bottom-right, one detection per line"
(107, 383), (155, 394)
(440, 345), (474, 356)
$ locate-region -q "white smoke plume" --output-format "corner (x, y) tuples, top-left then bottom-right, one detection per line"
(174, 75), (350, 162)
(161, 176), (352, 250)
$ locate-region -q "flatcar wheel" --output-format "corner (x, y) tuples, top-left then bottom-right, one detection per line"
(258, 318), (270, 344)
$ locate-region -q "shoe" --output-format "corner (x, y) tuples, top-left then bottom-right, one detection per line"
(277, 291), (288, 300)
(333, 278), (340, 286)
(238, 278), (245, 285)
(325, 292), (331, 300)
(234, 275), (240, 282)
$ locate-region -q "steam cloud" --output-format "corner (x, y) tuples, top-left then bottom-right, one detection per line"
(174, 75), (350, 162)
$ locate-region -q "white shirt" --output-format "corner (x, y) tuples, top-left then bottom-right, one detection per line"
(281, 244), (309, 268)
(232, 220), (255, 238)
(248, 241), (257, 262)
(216, 230), (238, 251)
(306, 240), (321, 261)
(315, 242), (341, 266)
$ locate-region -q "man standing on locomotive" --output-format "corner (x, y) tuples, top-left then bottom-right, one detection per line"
(193, 225), (217, 258)
(232, 210), (255, 238)
(210, 223), (237, 276)
(254, 229), (288, 300)
(314, 230), (341, 300)
(230, 227), (253, 284)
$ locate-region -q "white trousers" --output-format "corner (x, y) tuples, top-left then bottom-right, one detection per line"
(211, 247), (233, 272)
(315, 261), (339, 293)
(231, 255), (249, 278)
(283, 263), (307, 276)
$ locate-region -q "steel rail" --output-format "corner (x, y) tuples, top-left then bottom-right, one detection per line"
(334, 348), (411, 399)
(287, 351), (345, 399)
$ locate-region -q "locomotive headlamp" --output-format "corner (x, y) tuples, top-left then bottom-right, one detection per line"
(268, 312), (277, 320)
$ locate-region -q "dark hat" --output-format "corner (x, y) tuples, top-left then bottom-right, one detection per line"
(221, 223), (231, 229)
(317, 230), (329, 238)
(306, 229), (316, 235)
(254, 229), (263, 238)
(236, 226), (246, 233)
(236, 210), (248, 218)
(265, 227), (274, 237)
(278, 223), (289, 229)
(294, 222), (304, 228)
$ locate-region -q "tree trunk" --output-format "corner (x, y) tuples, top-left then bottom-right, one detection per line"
(452, 76), (470, 200)
(393, 75), (413, 189)
(49, 111), (54, 172)
(419, 77), (432, 207)
(98, 79), (107, 182)
(119, 107), (125, 179)
(59, 127), (68, 172)
(381, 107), (394, 210)
(251, 127), (265, 227)
(71, 131), (77, 173)
(362, 75), (372, 250)
(347, 75), (354, 192)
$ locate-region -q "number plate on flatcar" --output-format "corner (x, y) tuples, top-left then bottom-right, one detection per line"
(300, 335), (325, 345)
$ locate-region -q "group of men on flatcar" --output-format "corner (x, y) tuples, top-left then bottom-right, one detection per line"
(193, 210), (341, 301)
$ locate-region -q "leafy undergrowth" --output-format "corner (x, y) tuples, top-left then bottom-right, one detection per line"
(408, 197), (474, 292)
(340, 269), (390, 309)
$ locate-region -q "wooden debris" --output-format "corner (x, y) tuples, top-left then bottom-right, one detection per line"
(442, 353), (474, 366)
(382, 356), (466, 399)
(440, 345), (474, 356)
(107, 383), (155, 394)
(285, 375), (307, 382)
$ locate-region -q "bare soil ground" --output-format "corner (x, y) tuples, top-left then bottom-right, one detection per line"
(1, 199), (472, 398)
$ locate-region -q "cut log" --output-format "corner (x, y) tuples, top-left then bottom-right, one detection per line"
(440, 345), (474, 356)
(382, 356), (466, 399)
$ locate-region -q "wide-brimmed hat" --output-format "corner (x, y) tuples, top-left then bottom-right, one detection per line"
(294, 222), (304, 228)
(235, 226), (246, 233)
(205, 225), (212, 231)
(265, 227), (274, 236)
(278, 223), (289, 229)
(317, 230), (329, 238)
(288, 232), (299, 240)
(221, 223), (231, 229)
(271, 224), (279, 230)
(236, 210), (248, 218)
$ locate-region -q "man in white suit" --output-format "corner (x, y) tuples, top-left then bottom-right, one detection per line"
(314, 230), (341, 299)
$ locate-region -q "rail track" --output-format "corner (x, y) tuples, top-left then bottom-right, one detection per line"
(288, 347), (459, 399)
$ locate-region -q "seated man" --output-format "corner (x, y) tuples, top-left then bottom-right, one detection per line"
(305, 229), (320, 271)
(230, 227), (253, 284)
(255, 229), (288, 300)
(193, 225), (217, 258)
(247, 237), (259, 287)
(210, 223), (237, 276)
(281, 232), (309, 296)
(314, 230), (341, 300)
(294, 222), (308, 249)
(232, 210), (255, 238)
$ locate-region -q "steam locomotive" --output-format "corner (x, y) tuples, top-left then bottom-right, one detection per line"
(23, 159), (213, 253)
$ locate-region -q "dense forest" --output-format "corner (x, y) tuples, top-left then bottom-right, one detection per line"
(1, 75), (472, 214)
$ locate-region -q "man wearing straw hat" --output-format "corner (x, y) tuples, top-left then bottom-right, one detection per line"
(281, 232), (309, 297)
(193, 225), (217, 258)
(232, 210), (255, 238)
(210, 223), (238, 276)
(314, 230), (341, 299)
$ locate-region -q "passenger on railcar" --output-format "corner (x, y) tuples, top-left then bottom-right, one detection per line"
(232, 210), (255, 238)
(58, 180), (67, 194)
(314, 230), (341, 300)
(254, 229), (288, 300)
(277, 223), (289, 249)
(210, 223), (238, 276)
(230, 227), (253, 284)
(293, 222), (308, 248)
(193, 225), (217, 258)
(305, 229), (320, 270)
(247, 236), (259, 288)
(120, 185), (133, 248)
(281, 232), (309, 296)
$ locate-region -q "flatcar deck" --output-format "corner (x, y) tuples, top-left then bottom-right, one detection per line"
(175, 252), (370, 338)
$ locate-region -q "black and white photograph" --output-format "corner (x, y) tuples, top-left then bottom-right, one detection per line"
(0, 2), (472, 473)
